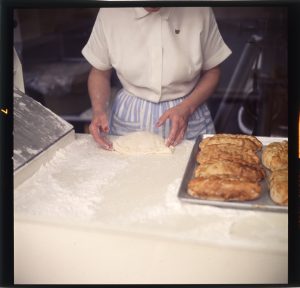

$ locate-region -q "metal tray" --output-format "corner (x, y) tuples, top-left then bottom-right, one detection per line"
(178, 135), (288, 213)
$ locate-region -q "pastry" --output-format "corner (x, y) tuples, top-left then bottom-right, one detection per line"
(188, 175), (261, 201)
(216, 133), (262, 150)
(199, 134), (262, 151)
(268, 169), (288, 205)
(196, 144), (260, 166)
(262, 140), (288, 171)
(194, 160), (265, 182)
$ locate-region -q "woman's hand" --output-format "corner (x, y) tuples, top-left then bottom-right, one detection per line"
(87, 67), (113, 150)
(156, 103), (192, 147)
(156, 66), (221, 146)
(89, 111), (113, 150)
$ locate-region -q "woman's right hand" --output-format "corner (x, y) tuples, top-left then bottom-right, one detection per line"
(89, 112), (113, 150)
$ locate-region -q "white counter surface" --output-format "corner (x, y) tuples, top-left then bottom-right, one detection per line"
(14, 134), (288, 284)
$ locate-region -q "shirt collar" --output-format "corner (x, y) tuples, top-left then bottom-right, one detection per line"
(133, 8), (173, 20)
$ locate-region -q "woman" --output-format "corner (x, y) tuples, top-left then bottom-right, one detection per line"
(82, 7), (231, 150)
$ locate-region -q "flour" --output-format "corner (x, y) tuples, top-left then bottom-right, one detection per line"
(14, 136), (129, 220)
(19, 102), (26, 109)
(14, 149), (23, 156)
(111, 175), (287, 251)
(14, 135), (287, 252)
(13, 149), (27, 168)
(26, 147), (42, 155)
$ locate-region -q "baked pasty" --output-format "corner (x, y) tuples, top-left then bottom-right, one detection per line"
(200, 134), (262, 152)
(216, 133), (263, 150)
(268, 169), (288, 205)
(262, 141), (288, 171)
(188, 175), (262, 201)
(194, 160), (265, 182)
(196, 144), (260, 166)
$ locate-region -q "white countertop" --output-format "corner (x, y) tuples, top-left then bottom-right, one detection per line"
(14, 134), (288, 284)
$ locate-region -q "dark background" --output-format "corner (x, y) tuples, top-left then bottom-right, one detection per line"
(13, 7), (288, 136)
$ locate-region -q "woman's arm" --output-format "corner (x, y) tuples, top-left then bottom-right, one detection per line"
(156, 66), (221, 146)
(88, 67), (113, 150)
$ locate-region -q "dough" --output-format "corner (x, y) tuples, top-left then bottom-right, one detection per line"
(112, 131), (174, 155)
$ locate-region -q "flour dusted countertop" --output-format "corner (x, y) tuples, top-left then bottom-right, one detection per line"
(14, 134), (287, 254)
(14, 134), (288, 284)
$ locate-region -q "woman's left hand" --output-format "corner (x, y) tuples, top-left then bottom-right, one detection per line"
(156, 103), (192, 147)
(155, 67), (220, 147)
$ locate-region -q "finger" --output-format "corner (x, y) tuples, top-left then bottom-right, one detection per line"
(165, 120), (180, 147)
(96, 133), (113, 150)
(173, 128), (186, 146)
(99, 120), (113, 148)
(156, 111), (170, 127)
(101, 117), (110, 133)
(101, 136), (113, 150)
(103, 126), (109, 133)
(99, 132), (113, 150)
(89, 124), (113, 150)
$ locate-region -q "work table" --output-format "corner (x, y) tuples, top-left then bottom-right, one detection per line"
(14, 134), (288, 284)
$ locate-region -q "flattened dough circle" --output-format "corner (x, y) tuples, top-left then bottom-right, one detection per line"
(113, 131), (174, 155)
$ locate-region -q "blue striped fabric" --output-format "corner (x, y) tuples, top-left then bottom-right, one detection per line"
(109, 89), (215, 140)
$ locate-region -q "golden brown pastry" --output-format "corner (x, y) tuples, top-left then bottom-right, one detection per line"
(194, 160), (265, 182)
(200, 134), (262, 151)
(188, 175), (262, 201)
(216, 133), (263, 150)
(196, 144), (260, 166)
(268, 169), (288, 205)
(262, 141), (288, 171)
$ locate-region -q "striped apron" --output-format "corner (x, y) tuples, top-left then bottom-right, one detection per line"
(109, 89), (215, 140)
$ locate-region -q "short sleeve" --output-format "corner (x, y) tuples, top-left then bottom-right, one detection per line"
(82, 9), (112, 70)
(201, 8), (232, 71)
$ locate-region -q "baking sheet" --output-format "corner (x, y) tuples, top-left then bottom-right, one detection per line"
(178, 134), (288, 213)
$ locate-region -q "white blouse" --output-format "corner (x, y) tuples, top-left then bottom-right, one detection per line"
(82, 7), (232, 103)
